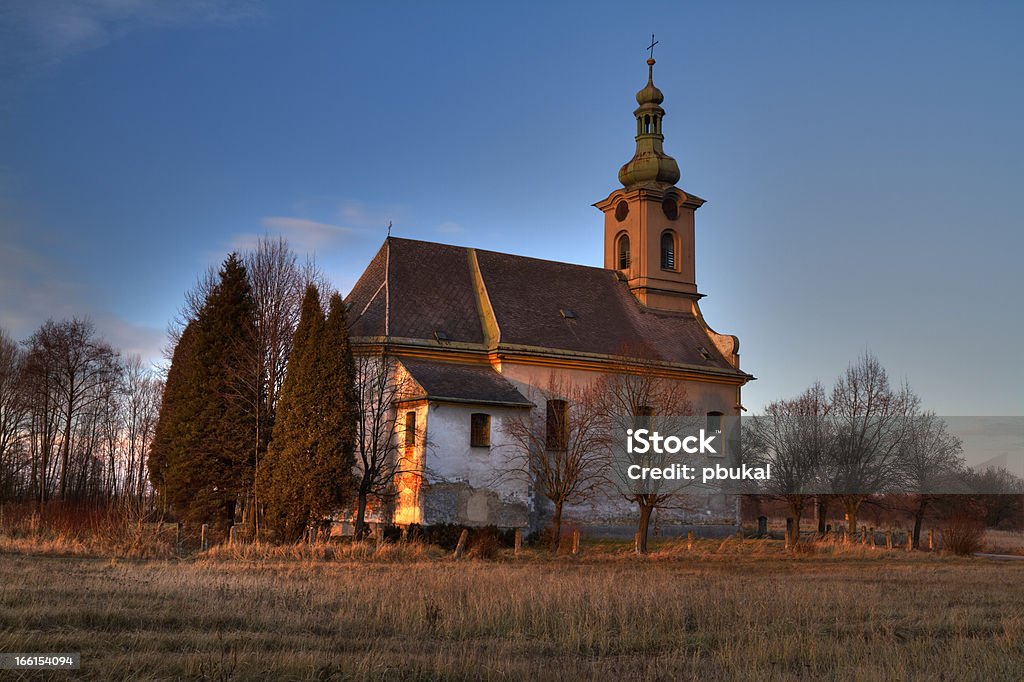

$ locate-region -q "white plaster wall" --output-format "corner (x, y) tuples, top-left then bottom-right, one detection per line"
(400, 362), (741, 530)
(419, 402), (532, 527)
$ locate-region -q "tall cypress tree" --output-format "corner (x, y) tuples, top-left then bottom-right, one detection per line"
(150, 322), (198, 505)
(317, 291), (357, 516)
(261, 286), (357, 541)
(152, 254), (257, 526)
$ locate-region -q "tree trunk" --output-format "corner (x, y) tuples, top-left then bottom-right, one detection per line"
(817, 495), (828, 534)
(843, 496), (863, 534)
(912, 497), (928, 549)
(59, 406), (73, 500)
(549, 500), (564, 553)
(787, 496), (805, 548)
(636, 502), (654, 554)
(355, 492), (369, 541)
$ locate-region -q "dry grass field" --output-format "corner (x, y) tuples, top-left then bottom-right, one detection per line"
(2, 537), (1024, 681)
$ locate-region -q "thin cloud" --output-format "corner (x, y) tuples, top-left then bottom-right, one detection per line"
(0, 0), (264, 78)
(229, 216), (358, 256)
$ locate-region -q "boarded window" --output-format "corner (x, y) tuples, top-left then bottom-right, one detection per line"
(470, 413), (491, 448)
(546, 399), (568, 450)
(617, 233), (631, 270)
(404, 411), (416, 448)
(661, 231), (676, 270)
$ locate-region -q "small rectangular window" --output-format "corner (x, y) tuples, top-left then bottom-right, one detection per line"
(706, 412), (724, 457)
(636, 405), (655, 431)
(404, 411), (416, 448)
(470, 413), (491, 448)
(546, 399), (568, 450)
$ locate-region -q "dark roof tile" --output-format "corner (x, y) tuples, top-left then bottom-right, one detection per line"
(399, 357), (532, 406)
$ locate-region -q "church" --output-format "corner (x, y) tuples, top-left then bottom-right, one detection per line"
(345, 54), (753, 534)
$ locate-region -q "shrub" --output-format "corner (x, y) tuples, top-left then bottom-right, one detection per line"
(941, 517), (984, 556)
(466, 528), (500, 560)
(403, 523), (516, 551)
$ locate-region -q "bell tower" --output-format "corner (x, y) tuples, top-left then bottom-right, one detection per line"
(594, 50), (706, 313)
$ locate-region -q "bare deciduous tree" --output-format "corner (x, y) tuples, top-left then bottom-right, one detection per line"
(352, 352), (420, 540)
(899, 411), (965, 548)
(827, 353), (918, 533)
(0, 329), (28, 501)
(744, 382), (832, 547)
(594, 364), (692, 553)
(502, 376), (608, 552)
(121, 355), (162, 503)
(22, 319), (119, 502)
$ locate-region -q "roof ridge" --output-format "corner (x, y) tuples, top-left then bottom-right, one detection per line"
(386, 236), (614, 275)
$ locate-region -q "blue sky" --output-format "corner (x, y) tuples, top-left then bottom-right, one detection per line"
(1, 1), (1021, 415)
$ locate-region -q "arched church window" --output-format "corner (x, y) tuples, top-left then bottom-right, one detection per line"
(643, 115), (651, 134)
(617, 233), (631, 270)
(660, 231), (676, 270)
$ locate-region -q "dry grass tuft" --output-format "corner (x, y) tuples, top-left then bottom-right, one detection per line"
(201, 538), (446, 563)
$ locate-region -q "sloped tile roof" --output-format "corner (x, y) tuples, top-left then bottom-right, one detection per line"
(346, 237), (745, 376)
(399, 357), (532, 407)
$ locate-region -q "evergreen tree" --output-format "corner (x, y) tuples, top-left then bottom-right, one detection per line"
(149, 322), (198, 502)
(317, 291), (358, 514)
(152, 254), (257, 526)
(260, 286), (357, 541)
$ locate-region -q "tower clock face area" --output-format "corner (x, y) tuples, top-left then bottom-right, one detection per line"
(662, 195), (679, 221)
(615, 200), (629, 222)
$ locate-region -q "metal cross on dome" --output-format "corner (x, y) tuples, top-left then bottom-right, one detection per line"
(647, 34), (659, 60)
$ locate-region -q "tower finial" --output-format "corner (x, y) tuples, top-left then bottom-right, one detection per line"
(646, 34), (658, 81)
(617, 40), (680, 189)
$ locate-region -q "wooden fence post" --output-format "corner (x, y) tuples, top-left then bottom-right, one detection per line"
(571, 528), (581, 555)
(514, 528), (522, 557)
(201, 524), (208, 551)
(228, 525), (235, 545)
(906, 531), (913, 552)
(928, 529), (934, 552)
(453, 529), (469, 558)
(687, 530), (694, 551)
(885, 529), (892, 550)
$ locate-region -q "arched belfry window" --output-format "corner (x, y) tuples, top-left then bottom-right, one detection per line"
(617, 233), (631, 270)
(643, 115), (652, 134)
(660, 231), (676, 270)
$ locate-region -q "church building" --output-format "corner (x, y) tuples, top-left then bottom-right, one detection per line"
(345, 54), (753, 533)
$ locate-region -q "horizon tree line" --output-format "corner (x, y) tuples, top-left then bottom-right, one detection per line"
(0, 321), (162, 505)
